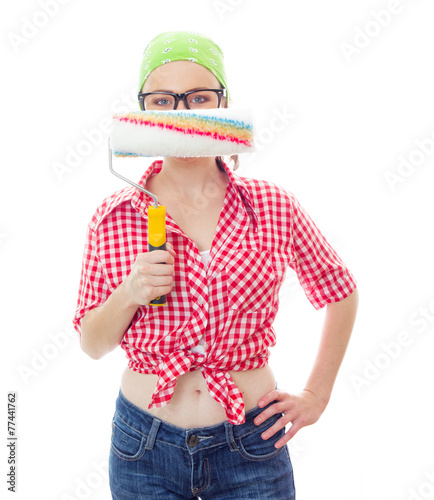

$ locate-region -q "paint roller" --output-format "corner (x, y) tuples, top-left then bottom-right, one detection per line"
(108, 108), (255, 306)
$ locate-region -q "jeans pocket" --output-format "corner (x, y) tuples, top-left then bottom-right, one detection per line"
(237, 414), (286, 462)
(110, 412), (147, 461)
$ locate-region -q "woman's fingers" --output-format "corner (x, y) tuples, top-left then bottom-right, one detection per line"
(274, 419), (304, 448)
(165, 242), (176, 255)
(260, 412), (293, 440)
(254, 390), (291, 425)
(254, 389), (327, 447)
(257, 389), (282, 408)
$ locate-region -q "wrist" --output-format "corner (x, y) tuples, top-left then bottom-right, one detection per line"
(117, 280), (142, 311)
(303, 387), (330, 411)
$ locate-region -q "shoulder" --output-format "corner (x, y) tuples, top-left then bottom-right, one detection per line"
(233, 172), (296, 210)
(88, 185), (137, 232)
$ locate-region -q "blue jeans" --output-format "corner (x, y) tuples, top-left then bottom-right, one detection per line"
(109, 387), (295, 499)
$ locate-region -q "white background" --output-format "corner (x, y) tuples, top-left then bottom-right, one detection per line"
(2, 1), (434, 499)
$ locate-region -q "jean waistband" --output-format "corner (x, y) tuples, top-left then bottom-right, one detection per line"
(114, 385), (280, 455)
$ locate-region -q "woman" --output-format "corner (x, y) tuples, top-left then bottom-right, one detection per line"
(73, 31), (358, 499)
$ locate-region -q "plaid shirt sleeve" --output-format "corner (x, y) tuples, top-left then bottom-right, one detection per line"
(286, 191), (357, 309)
(72, 223), (111, 337)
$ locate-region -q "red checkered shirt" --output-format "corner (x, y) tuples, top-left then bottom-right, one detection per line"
(73, 160), (356, 425)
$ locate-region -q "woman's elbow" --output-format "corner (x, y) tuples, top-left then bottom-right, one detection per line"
(80, 315), (109, 360)
(80, 333), (104, 360)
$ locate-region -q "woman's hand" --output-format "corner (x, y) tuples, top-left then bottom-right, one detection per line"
(123, 242), (177, 307)
(253, 388), (328, 448)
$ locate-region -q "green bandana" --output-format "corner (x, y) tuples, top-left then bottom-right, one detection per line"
(138, 31), (229, 102)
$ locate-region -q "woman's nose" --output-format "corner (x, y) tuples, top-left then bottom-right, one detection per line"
(175, 98), (188, 110)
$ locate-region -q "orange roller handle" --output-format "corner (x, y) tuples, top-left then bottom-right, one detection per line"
(147, 205), (167, 306)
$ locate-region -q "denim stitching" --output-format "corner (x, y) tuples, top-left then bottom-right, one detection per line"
(192, 458), (210, 495)
(115, 411), (147, 439)
(110, 442), (147, 462)
(237, 440), (286, 462)
(235, 412), (283, 440)
(111, 423), (147, 462)
(116, 389), (283, 452)
(145, 418), (161, 450)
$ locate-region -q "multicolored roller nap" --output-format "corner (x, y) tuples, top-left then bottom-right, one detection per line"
(110, 108), (254, 157)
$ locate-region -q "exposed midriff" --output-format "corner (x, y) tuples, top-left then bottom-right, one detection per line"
(120, 364), (276, 428)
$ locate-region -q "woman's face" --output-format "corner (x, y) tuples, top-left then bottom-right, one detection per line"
(141, 60), (226, 109)
(141, 60), (227, 163)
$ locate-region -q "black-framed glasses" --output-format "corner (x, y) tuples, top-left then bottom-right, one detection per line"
(138, 88), (226, 111)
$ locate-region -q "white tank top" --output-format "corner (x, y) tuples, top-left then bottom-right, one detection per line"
(190, 249), (210, 355)
(199, 249), (210, 267)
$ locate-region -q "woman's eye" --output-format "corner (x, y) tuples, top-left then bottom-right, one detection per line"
(190, 95), (207, 104)
(156, 98), (171, 106)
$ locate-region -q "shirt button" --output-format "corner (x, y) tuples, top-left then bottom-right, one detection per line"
(187, 434), (200, 448)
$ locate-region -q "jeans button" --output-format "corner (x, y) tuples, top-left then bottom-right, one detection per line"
(187, 434), (200, 448)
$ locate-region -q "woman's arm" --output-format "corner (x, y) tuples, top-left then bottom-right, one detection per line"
(80, 280), (140, 360)
(303, 286), (359, 407)
(80, 244), (177, 360)
(254, 287), (359, 448)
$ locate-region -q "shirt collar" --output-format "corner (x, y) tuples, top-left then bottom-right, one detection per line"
(131, 159), (258, 230)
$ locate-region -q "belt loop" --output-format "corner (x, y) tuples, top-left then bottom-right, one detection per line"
(145, 418), (161, 450)
(224, 421), (238, 452)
